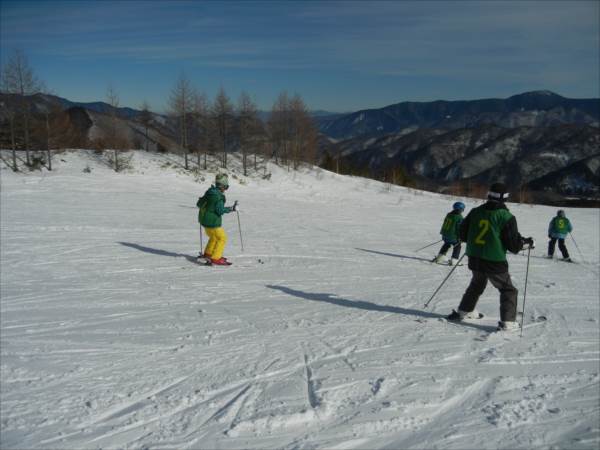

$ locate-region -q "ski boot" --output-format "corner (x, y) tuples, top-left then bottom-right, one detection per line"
(432, 254), (445, 264)
(497, 321), (520, 332)
(211, 257), (232, 266)
(446, 309), (483, 321)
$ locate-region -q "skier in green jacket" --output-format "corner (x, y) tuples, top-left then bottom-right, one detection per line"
(196, 174), (238, 266)
(433, 201), (465, 266)
(446, 182), (534, 331)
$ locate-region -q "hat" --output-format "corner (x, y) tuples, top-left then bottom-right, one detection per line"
(487, 182), (509, 201)
(215, 173), (229, 188)
(557, 209), (565, 217)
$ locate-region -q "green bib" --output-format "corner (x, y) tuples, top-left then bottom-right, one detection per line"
(440, 212), (462, 242)
(466, 206), (514, 262)
(551, 217), (570, 234)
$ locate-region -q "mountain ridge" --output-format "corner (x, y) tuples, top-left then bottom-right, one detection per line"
(2, 90), (598, 204)
(318, 90), (600, 140)
(323, 123), (600, 202)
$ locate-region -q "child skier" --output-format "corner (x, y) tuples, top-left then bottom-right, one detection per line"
(196, 174), (238, 266)
(547, 210), (573, 262)
(433, 202), (465, 266)
(446, 182), (534, 331)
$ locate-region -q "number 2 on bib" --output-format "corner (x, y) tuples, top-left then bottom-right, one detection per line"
(475, 219), (490, 245)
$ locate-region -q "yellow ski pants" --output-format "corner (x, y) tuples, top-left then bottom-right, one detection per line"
(204, 227), (227, 260)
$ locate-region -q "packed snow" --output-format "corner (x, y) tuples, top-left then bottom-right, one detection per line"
(1, 150), (599, 449)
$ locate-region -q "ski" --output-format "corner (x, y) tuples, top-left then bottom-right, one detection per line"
(438, 313), (499, 334)
(439, 311), (485, 322)
(474, 315), (548, 341)
(433, 261), (464, 267)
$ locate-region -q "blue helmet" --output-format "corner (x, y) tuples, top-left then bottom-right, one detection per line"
(453, 201), (465, 211)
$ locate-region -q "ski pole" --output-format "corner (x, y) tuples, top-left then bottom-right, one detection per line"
(414, 239), (443, 253)
(424, 253), (466, 308)
(520, 245), (531, 338)
(569, 232), (585, 263)
(236, 210), (244, 252)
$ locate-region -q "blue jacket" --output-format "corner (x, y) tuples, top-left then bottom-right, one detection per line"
(548, 216), (572, 239)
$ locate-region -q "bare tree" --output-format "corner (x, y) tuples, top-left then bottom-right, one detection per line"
(1, 49), (45, 166)
(192, 91), (210, 169)
(237, 91), (261, 176)
(268, 91), (291, 166)
(5, 109), (18, 171)
(267, 92), (317, 170)
(212, 87), (234, 169)
(139, 100), (152, 151)
(289, 94), (317, 169)
(44, 103), (63, 170)
(106, 84), (122, 171)
(169, 73), (194, 169)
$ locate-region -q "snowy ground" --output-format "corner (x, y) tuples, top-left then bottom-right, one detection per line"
(1, 150), (599, 450)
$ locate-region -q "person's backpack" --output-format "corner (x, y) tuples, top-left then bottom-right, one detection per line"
(196, 195), (208, 223)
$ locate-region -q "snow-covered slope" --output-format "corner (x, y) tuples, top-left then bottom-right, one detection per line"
(1, 150), (599, 449)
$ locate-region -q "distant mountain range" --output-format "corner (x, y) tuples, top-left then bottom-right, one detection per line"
(317, 91), (599, 140)
(54, 97), (142, 119)
(325, 123), (599, 200)
(318, 91), (600, 203)
(1, 90), (598, 203)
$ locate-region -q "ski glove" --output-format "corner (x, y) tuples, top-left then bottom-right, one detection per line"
(522, 237), (535, 249)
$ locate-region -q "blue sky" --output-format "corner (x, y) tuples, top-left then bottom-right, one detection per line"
(1, 0), (598, 113)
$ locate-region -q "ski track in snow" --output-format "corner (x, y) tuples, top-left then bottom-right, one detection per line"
(1, 150), (599, 449)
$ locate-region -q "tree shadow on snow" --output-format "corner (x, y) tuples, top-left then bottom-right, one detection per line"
(267, 284), (441, 319)
(267, 285), (498, 333)
(119, 242), (198, 264)
(355, 247), (433, 263)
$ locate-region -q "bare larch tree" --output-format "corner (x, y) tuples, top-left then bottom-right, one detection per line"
(212, 87), (234, 169)
(106, 84), (122, 171)
(139, 100), (152, 151)
(289, 94), (318, 169)
(237, 91), (261, 176)
(192, 90), (210, 169)
(268, 91), (291, 167)
(169, 73), (194, 169)
(268, 92), (317, 170)
(1, 49), (45, 168)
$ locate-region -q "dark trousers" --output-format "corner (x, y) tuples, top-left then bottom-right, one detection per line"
(548, 238), (569, 258)
(439, 242), (461, 259)
(458, 270), (519, 322)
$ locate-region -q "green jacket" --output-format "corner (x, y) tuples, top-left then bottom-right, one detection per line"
(197, 185), (232, 228)
(465, 205), (514, 262)
(440, 211), (463, 243)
